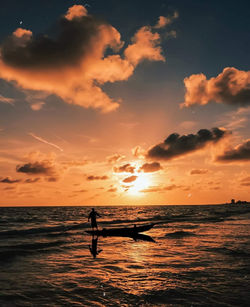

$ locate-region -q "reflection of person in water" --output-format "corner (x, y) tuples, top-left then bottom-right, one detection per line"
(88, 208), (101, 230)
(89, 236), (102, 258)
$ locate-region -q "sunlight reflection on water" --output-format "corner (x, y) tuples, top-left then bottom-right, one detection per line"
(0, 205), (250, 306)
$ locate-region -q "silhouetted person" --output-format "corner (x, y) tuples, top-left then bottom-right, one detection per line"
(89, 236), (102, 258)
(88, 208), (101, 230)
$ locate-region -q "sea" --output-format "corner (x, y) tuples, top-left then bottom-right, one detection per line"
(0, 204), (250, 307)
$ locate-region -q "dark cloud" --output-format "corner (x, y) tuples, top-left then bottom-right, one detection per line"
(216, 139), (250, 162)
(113, 163), (135, 173)
(24, 178), (40, 183)
(86, 175), (109, 181)
(190, 169), (208, 175)
(1, 12), (102, 69)
(241, 182), (250, 186)
(147, 128), (227, 161)
(123, 175), (137, 183)
(46, 177), (58, 182)
(16, 161), (55, 175)
(139, 162), (162, 173)
(0, 177), (21, 184)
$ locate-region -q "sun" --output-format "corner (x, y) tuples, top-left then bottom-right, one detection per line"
(127, 173), (151, 196)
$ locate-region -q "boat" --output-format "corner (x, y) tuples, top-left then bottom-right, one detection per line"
(85, 223), (155, 237)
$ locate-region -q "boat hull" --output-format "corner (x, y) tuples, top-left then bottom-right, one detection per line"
(86, 223), (155, 237)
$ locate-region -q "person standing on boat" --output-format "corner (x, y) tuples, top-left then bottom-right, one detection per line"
(88, 208), (101, 230)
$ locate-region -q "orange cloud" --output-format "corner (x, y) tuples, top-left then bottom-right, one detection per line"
(154, 11), (179, 29)
(216, 139), (250, 162)
(125, 26), (165, 66)
(132, 146), (145, 159)
(113, 163), (135, 173)
(86, 175), (109, 181)
(106, 153), (125, 164)
(139, 162), (162, 173)
(107, 187), (117, 193)
(190, 169), (208, 175)
(0, 5), (168, 112)
(123, 175), (137, 183)
(65, 4), (88, 20)
(182, 67), (250, 108)
(30, 102), (45, 111)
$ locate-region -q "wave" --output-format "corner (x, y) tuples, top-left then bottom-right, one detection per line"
(0, 222), (88, 238)
(0, 240), (65, 263)
(2, 240), (65, 251)
(165, 231), (196, 238)
(206, 246), (250, 258)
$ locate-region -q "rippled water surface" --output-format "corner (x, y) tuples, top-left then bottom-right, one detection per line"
(0, 205), (250, 306)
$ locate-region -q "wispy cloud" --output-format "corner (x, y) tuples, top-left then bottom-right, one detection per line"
(0, 94), (15, 105)
(29, 132), (63, 152)
(215, 106), (250, 130)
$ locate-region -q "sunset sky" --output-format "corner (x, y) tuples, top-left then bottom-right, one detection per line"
(0, 0), (249, 206)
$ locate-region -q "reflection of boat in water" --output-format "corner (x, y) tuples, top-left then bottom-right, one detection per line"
(131, 233), (155, 242)
(87, 224), (155, 258)
(87, 232), (155, 242)
(86, 223), (155, 237)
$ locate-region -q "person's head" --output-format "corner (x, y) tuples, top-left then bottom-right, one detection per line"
(92, 208), (95, 211)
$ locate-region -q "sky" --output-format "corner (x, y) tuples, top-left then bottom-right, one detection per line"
(0, 0), (249, 206)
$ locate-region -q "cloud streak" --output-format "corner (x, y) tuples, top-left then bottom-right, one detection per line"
(0, 94), (15, 105)
(0, 177), (21, 184)
(140, 184), (183, 193)
(86, 175), (109, 180)
(29, 133), (63, 152)
(190, 169), (208, 175)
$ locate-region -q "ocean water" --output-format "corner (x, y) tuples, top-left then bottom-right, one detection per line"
(0, 204), (250, 307)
